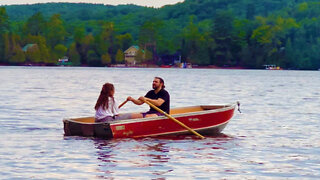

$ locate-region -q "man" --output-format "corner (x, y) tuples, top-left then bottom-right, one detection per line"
(127, 77), (170, 118)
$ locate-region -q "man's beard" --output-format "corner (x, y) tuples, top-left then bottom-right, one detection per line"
(152, 84), (158, 90)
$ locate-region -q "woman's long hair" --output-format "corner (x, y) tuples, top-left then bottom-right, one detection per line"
(94, 83), (114, 110)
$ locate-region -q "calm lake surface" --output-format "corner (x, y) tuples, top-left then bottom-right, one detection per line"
(0, 66), (319, 179)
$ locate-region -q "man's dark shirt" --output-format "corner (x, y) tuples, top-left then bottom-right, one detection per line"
(145, 88), (170, 114)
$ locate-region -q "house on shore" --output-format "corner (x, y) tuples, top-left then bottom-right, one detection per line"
(124, 45), (144, 65)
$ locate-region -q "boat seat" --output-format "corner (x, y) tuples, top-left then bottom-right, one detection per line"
(70, 117), (95, 123)
(170, 106), (203, 115)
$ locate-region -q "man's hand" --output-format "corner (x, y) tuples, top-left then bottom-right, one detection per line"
(127, 96), (144, 105)
(138, 96), (146, 102)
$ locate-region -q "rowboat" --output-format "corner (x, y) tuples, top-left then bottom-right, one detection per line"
(63, 102), (239, 139)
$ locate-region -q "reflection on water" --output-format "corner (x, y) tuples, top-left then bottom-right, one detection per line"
(92, 134), (238, 178)
(0, 66), (319, 179)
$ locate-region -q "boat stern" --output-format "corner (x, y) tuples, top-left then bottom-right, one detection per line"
(63, 118), (113, 139)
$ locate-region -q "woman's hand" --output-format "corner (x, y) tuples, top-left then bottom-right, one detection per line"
(127, 96), (133, 101)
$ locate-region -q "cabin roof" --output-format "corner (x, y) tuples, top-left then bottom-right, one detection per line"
(22, 44), (36, 52)
(124, 45), (144, 53)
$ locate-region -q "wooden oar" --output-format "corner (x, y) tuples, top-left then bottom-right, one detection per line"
(143, 99), (205, 139)
(118, 100), (128, 109)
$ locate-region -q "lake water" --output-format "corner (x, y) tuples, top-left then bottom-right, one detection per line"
(0, 66), (319, 179)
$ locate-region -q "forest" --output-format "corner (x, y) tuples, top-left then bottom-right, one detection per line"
(0, 0), (320, 70)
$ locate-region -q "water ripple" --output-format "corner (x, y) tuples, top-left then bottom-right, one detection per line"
(0, 67), (319, 179)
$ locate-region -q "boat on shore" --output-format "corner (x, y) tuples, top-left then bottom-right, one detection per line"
(264, 64), (283, 70)
(63, 102), (239, 139)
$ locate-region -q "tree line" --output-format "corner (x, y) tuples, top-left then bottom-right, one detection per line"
(0, 0), (320, 69)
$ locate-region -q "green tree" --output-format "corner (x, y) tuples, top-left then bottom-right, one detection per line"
(0, 7), (10, 62)
(144, 49), (153, 62)
(101, 53), (111, 65)
(115, 49), (124, 63)
(68, 43), (81, 66)
(5, 33), (25, 64)
(25, 35), (50, 64)
(25, 44), (41, 63)
(9, 46), (25, 64)
(87, 50), (100, 66)
(74, 26), (85, 44)
(138, 18), (163, 62)
(181, 16), (211, 65)
(139, 19), (163, 45)
(116, 33), (133, 51)
(181, 16), (200, 63)
(46, 14), (67, 48)
(211, 10), (237, 66)
(72, 27), (87, 64)
(79, 34), (95, 65)
(246, 3), (256, 20)
(23, 12), (46, 36)
(3, 0), (320, 70)
(95, 22), (114, 56)
(0, 7), (9, 33)
(251, 16), (299, 67)
(53, 44), (67, 60)
(3, 33), (10, 61)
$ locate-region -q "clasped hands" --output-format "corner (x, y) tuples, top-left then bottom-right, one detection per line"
(126, 96), (150, 103)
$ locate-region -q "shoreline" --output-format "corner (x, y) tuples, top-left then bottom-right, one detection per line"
(0, 64), (315, 71)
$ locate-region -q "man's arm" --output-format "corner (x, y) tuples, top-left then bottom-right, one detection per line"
(143, 97), (165, 107)
(127, 96), (144, 105)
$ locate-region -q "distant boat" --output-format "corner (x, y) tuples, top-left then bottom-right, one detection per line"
(57, 56), (70, 66)
(63, 102), (239, 139)
(160, 65), (172, 68)
(58, 56), (69, 63)
(110, 64), (126, 68)
(179, 62), (192, 68)
(263, 64), (283, 70)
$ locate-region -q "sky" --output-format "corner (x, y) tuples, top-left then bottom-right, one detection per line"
(0, 0), (184, 8)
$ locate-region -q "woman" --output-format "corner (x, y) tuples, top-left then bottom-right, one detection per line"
(94, 83), (131, 122)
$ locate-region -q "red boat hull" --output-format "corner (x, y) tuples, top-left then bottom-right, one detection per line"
(110, 108), (235, 138)
(63, 103), (237, 139)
